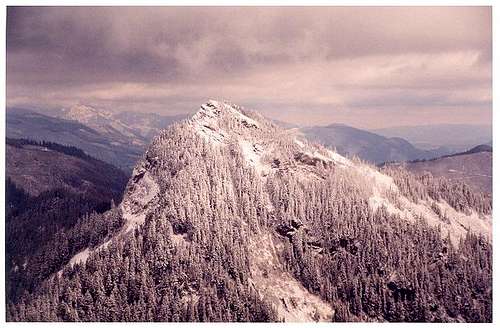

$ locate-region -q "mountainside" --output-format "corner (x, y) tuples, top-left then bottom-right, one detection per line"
(6, 108), (144, 171)
(6, 138), (128, 198)
(300, 124), (445, 164)
(8, 101), (492, 322)
(387, 145), (492, 194)
(6, 139), (128, 301)
(372, 124), (492, 152)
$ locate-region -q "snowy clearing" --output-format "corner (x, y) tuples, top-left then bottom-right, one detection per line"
(239, 140), (270, 176)
(248, 233), (333, 322)
(68, 248), (90, 267)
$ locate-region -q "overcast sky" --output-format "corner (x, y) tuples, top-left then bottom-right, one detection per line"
(6, 6), (491, 128)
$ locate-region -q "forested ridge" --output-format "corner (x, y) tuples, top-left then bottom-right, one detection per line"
(6, 103), (492, 322)
(7, 138), (93, 161)
(268, 173), (491, 322)
(6, 141), (128, 305)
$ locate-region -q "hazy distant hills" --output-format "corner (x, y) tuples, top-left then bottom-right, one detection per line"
(6, 108), (144, 172)
(372, 124), (492, 152)
(113, 111), (187, 140)
(47, 104), (187, 143)
(300, 123), (447, 164)
(387, 144), (492, 194)
(6, 107), (185, 172)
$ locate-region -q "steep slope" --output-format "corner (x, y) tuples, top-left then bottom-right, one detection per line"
(387, 145), (492, 194)
(301, 124), (446, 164)
(6, 140), (128, 300)
(6, 138), (128, 198)
(6, 108), (144, 171)
(9, 101), (492, 322)
(372, 124), (492, 152)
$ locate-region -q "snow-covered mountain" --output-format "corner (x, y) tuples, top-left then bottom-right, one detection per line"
(113, 111), (187, 140)
(58, 104), (149, 147)
(56, 104), (187, 145)
(49, 100), (490, 322)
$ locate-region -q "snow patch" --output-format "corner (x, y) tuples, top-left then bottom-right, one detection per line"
(58, 239), (115, 277)
(358, 164), (396, 190)
(239, 140), (269, 176)
(190, 101), (227, 145)
(354, 163), (491, 243)
(294, 138), (305, 148)
(129, 170), (159, 207)
(430, 200), (491, 243)
(326, 149), (352, 166)
(312, 151), (332, 163)
(121, 169), (160, 232)
(248, 233), (333, 322)
(122, 207), (147, 233)
(171, 233), (191, 248)
(195, 124), (227, 145)
(227, 105), (260, 128)
(368, 193), (402, 216)
(352, 163), (402, 215)
(297, 146), (352, 168)
(68, 248), (90, 267)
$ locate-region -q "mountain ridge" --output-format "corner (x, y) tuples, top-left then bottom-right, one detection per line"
(372, 124), (492, 151)
(300, 123), (447, 164)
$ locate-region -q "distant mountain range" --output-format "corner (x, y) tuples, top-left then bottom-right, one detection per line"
(6, 108), (144, 172)
(112, 110), (186, 140)
(6, 107), (185, 172)
(300, 123), (449, 164)
(7, 105), (492, 170)
(372, 124), (492, 152)
(48, 104), (187, 142)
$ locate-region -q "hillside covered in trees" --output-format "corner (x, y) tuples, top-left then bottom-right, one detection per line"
(6, 140), (128, 304)
(6, 101), (492, 322)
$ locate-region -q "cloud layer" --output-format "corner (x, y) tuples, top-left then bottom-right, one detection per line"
(6, 6), (492, 128)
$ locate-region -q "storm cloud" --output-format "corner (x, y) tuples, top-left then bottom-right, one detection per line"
(6, 6), (491, 128)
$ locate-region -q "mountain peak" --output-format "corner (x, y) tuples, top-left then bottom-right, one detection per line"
(189, 100), (261, 145)
(119, 100), (491, 246)
(62, 104), (113, 123)
(193, 99), (259, 126)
